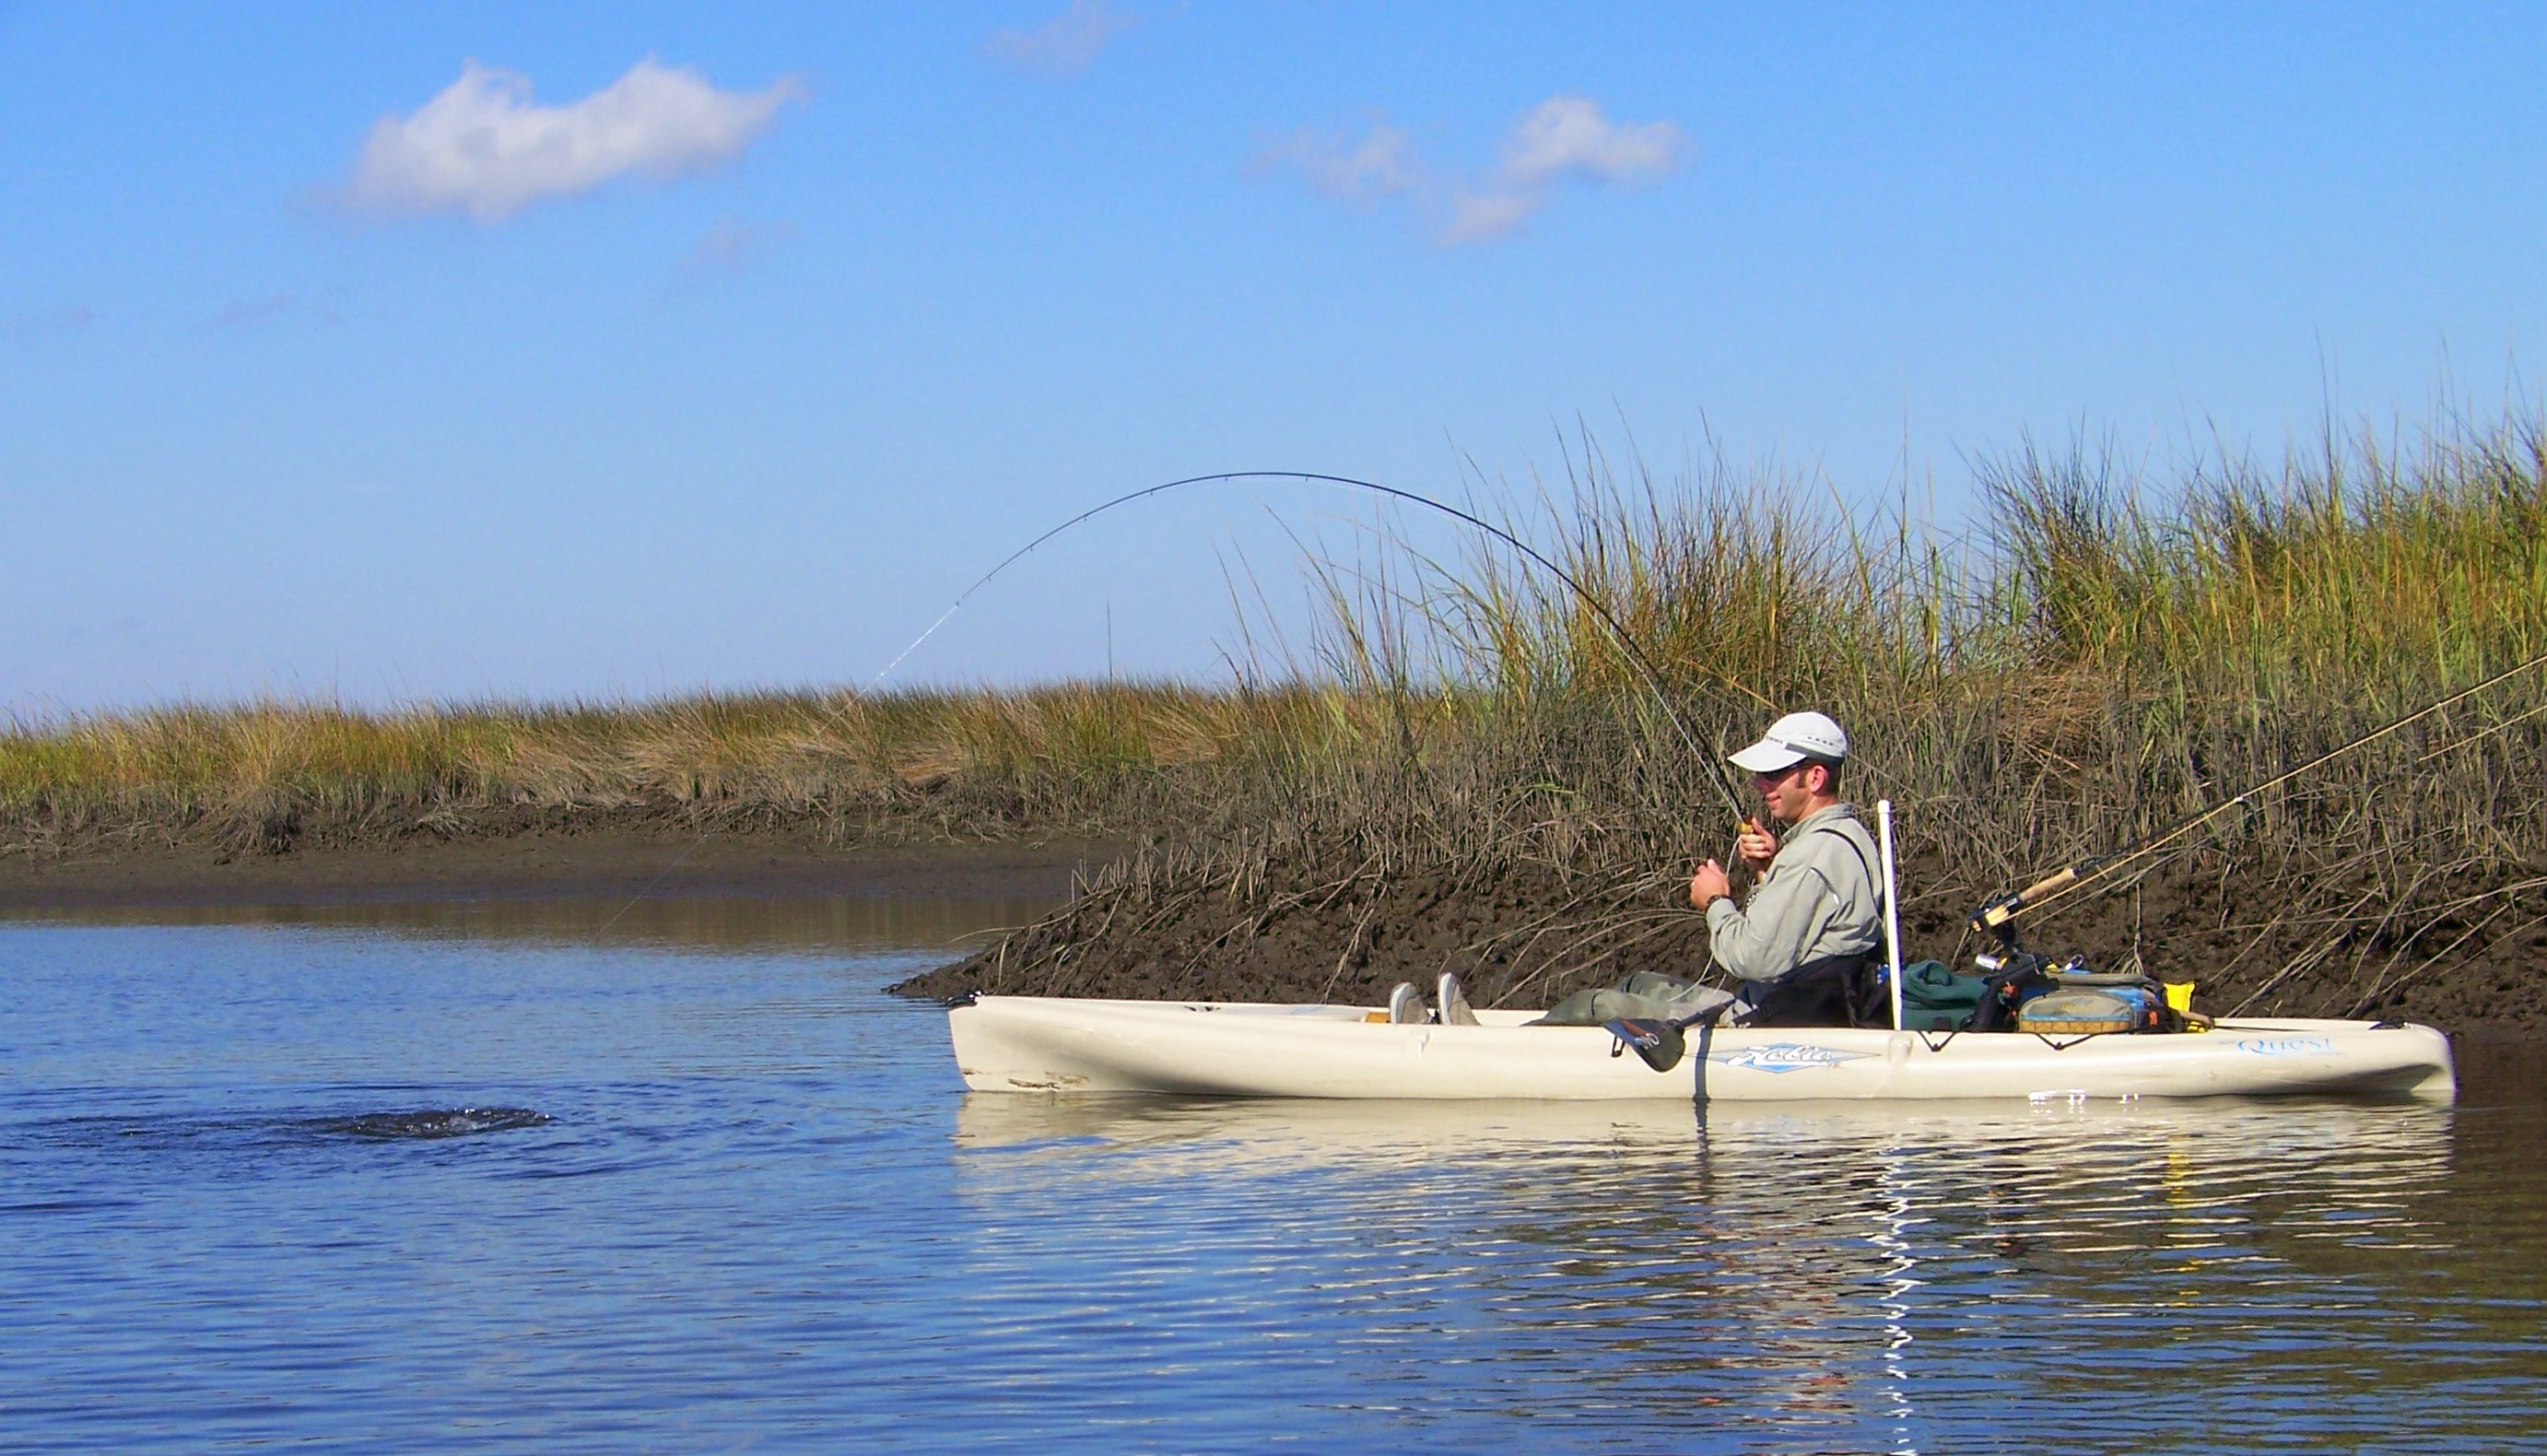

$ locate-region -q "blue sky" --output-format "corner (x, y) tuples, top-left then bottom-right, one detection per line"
(5, 3), (2541, 711)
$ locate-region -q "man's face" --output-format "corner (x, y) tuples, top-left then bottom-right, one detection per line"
(1755, 762), (1822, 822)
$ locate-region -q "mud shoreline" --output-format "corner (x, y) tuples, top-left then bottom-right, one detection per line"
(886, 849), (2547, 1041)
(0, 828), (1115, 910)
(8, 828), (2539, 1040)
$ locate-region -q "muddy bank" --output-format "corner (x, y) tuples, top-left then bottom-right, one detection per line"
(0, 821), (1117, 910)
(13, 814), (2536, 1037)
(891, 849), (2547, 1038)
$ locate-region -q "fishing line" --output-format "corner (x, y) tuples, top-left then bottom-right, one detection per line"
(1981, 643), (2547, 935)
(2415, 695), (2547, 763)
(595, 469), (1750, 932)
(922, 471), (1751, 811)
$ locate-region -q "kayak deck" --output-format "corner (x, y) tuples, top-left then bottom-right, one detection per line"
(947, 995), (2456, 1102)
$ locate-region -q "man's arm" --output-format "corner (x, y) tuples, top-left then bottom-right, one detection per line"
(1704, 863), (1841, 983)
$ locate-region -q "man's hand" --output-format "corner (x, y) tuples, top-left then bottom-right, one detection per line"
(1690, 858), (1732, 911)
(1736, 817), (1778, 874)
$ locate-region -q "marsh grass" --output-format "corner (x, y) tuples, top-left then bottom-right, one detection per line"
(9, 411), (2547, 1011)
(0, 684), (1386, 853)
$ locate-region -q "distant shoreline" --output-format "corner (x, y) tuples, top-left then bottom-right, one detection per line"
(0, 827), (1114, 911)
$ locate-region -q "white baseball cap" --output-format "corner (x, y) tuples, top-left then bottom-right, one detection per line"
(1727, 710), (1849, 773)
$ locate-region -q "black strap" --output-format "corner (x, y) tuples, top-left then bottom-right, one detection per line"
(1803, 824), (1881, 910)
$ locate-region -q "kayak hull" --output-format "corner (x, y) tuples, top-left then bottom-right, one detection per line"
(946, 995), (2456, 1102)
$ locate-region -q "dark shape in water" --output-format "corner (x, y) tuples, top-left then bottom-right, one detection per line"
(308, 1108), (553, 1141)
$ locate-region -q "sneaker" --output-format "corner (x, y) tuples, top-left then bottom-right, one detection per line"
(1387, 982), (1427, 1025)
(1438, 972), (1480, 1026)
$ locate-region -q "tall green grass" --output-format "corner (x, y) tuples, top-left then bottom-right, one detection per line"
(1347, 414), (2547, 873)
(10, 410), (2545, 954)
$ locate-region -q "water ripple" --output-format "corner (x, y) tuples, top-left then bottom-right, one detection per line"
(300, 1107), (554, 1140)
(3, 914), (2542, 1453)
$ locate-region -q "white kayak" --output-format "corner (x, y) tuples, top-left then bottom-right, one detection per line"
(945, 994), (2456, 1102)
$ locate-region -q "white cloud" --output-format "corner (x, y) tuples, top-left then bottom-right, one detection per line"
(1269, 95), (1686, 246)
(1263, 121), (1421, 205)
(1439, 188), (1541, 245)
(343, 59), (804, 222)
(1498, 96), (1683, 188)
(985, 1), (1134, 76)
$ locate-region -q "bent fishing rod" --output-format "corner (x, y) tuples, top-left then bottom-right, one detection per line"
(598, 468), (1754, 930)
(1972, 643), (2547, 940)
(881, 470), (1757, 817)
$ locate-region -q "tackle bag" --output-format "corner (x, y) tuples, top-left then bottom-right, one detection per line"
(1895, 959), (1987, 1030)
(2016, 983), (2169, 1035)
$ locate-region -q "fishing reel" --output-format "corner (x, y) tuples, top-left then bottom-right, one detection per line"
(1972, 946), (2095, 982)
(1969, 889), (2027, 941)
(1969, 885), (2037, 969)
(1969, 860), (2087, 946)
(1971, 946), (2050, 981)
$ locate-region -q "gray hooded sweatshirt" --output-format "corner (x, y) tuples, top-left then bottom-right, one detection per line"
(1702, 803), (1884, 986)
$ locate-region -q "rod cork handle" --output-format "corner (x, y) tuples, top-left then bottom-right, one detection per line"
(2018, 865), (2079, 902)
(1974, 865), (2079, 930)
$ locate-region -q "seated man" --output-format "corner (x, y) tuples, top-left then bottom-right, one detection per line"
(1534, 710), (1884, 1028)
(1693, 710), (1884, 1026)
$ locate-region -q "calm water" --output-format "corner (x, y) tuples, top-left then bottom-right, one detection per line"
(3, 898), (2541, 1453)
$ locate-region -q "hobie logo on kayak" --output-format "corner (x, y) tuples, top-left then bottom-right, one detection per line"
(1706, 1042), (1870, 1074)
(2235, 1036), (2339, 1058)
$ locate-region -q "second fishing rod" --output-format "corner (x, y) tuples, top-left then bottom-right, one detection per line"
(1971, 642), (2547, 944)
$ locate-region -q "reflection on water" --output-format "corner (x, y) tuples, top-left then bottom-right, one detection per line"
(0, 893), (1051, 955)
(952, 1094), (2544, 1452)
(1, 906), (2541, 1452)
